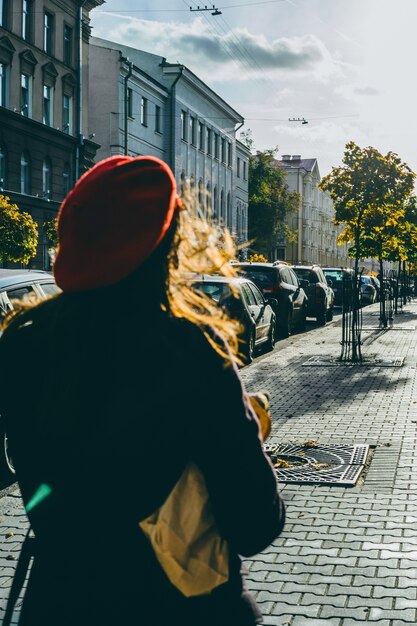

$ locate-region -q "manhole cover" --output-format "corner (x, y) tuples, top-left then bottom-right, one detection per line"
(302, 355), (404, 367)
(264, 443), (369, 486)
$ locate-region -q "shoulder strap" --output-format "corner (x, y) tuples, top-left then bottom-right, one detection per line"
(3, 529), (36, 626)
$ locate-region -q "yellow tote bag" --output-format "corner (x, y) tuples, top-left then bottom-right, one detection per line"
(139, 391), (271, 598)
(139, 462), (229, 597)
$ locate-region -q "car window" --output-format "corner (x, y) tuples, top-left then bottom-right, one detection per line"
(293, 268), (314, 283)
(315, 269), (325, 283)
(193, 282), (232, 303)
(241, 283), (257, 305)
(323, 270), (344, 282)
(238, 266), (277, 286)
(288, 268), (299, 287)
(38, 282), (61, 297)
(6, 285), (35, 303)
(248, 283), (265, 305)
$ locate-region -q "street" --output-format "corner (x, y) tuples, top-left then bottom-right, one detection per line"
(1, 301), (417, 624)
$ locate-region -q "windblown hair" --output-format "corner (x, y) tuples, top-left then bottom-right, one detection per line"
(2, 199), (244, 364)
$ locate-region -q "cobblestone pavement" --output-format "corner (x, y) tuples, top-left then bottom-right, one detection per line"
(241, 301), (417, 625)
(1, 301), (417, 625)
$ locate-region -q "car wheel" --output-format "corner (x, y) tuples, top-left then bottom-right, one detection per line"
(243, 330), (256, 365)
(326, 307), (333, 322)
(266, 321), (276, 352)
(4, 433), (15, 476)
(316, 310), (326, 326)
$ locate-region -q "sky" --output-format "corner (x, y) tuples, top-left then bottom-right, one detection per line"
(90, 0), (417, 178)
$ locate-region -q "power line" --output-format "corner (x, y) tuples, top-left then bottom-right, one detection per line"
(94, 0), (287, 14)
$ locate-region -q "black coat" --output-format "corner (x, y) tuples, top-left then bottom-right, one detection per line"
(0, 292), (285, 626)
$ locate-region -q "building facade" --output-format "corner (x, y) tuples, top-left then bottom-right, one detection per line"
(276, 155), (352, 267)
(0, 0), (102, 269)
(89, 38), (249, 241)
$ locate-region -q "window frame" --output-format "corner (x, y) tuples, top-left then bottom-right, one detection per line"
(63, 24), (73, 66)
(22, 0), (31, 41)
(140, 96), (148, 127)
(20, 151), (30, 195)
(44, 11), (54, 55)
(180, 110), (187, 141)
(20, 73), (32, 117)
(62, 93), (72, 134)
(43, 83), (53, 126)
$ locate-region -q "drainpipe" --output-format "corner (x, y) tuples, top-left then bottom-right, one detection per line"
(123, 58), (133, 156)
(297, 171), (302, 263)
(76, 0), (87, 180)
(170, 66), (184, 171)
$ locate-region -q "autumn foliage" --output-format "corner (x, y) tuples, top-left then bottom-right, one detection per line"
(0, 195), (38, 265)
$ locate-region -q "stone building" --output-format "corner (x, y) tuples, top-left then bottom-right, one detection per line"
(89, 38), (249, 242)
(275, 155), (351, 267)
(0, 0), (102, 269)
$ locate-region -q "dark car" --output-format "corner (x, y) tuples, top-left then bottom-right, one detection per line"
(292, 264), (334, 325)
(232, 262), (308, 339)
(192, 275), (276, 364)
(322, 267), (354, 307)
(0, 270), (61, 482)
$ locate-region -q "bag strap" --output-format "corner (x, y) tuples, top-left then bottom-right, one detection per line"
(3, 528), (36, 626)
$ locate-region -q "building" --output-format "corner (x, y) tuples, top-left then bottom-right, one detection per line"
(276, 155), (351, 267)
(0, 0), (102, 269)
(89, 38), (249, 241)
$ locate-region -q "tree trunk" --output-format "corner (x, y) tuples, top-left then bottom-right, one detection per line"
(379, 249), (386, 327)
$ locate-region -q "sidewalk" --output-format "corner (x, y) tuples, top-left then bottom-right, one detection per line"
(241, 300), (417, 625)
(1, 301), (417, 624)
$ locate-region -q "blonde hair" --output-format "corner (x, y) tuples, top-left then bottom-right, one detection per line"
(167, 201), (243, 364)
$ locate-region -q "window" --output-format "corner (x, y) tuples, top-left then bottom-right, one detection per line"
(20, 73), (31, 117)
(189, 117), (196, 146)
(241, 283), (256, 306)
(140, 97), (148, 126)
(243, 161), (247, 180)
(221, 138), (226, 163)
(0, 0), (8, 28)
(206, 128), (212, 155)
(198, 179), (204, 212)
(43, 84), (53, 126)
(206, 183), (211, 214)
(227, 142), (232, 167)
(63, 163), (71, 196)
(63, 94), (72, 133)
(249, 283), (265, 306)
(214, 133), (219, 159)
(181, 110), (187, 141)
(63, 25), (73, 66)
(226, 192), (231, 228)
(20, 152), (30, 194)
(127, 88), (133, 118)
(0, 63), (7, 107)
(213, 186), (218, 219)
(22, 0), (31, 41)
(220, 188), (224, 220)
(42, 158), (51, 199)
(44, 12), (54, 55)
(237, 157), (241, 178)
(198, 122), (204, 151)
(0, 145), (6, 189)
(155, 105), (161, 133)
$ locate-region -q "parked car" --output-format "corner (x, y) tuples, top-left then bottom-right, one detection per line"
(322, 267), (354, 307)
(292, 264), (334, 325)
(360, 275), (378, 305)
(191, 275), (276, 364)
(0, 269), (60, 322)
(0, 269), (61, 482)
(231, 262), (308, 338)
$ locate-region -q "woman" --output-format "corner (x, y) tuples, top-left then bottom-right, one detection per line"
(0, 156), (285, 626)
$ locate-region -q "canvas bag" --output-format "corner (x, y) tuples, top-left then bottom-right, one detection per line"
(139, 392), (271, 598)
(139, 461), (229, 597)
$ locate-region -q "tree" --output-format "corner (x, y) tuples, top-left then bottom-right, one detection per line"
(43, 217), (59, 247)
(320, 142), (415, 338)
(0, 195), (38, 265)
(247, 148), (299, 258)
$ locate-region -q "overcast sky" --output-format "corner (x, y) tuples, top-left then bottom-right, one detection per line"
(91, 0), (417, 178)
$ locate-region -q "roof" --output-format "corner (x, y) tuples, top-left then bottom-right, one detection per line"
(0, 270), (54, 290)
(278, 158), (321, 178)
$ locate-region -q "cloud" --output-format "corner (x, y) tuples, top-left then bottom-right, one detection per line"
(92, 14), (338, 82)
(353, 85), (379, 96)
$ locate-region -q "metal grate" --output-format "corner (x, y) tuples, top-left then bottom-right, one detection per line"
(264, 443), (369, 486)
(302, 355), (404, 367)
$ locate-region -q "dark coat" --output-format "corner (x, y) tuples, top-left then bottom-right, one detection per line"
(0, 291), (285, 626)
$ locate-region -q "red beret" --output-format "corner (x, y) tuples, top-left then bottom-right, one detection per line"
(53, 155), (180, 292)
